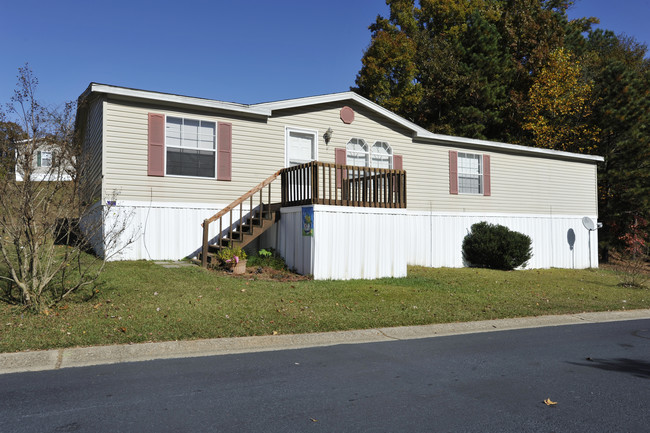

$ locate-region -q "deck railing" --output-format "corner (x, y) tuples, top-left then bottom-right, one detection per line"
(280, 161), (406, 208)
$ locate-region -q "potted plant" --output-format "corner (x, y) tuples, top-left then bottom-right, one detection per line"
(216, 246), (248, 274)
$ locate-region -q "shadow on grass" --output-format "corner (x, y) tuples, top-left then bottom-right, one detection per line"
(568, 358), (650, 379)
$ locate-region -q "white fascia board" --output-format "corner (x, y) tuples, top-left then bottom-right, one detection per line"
(416, 132), (604, 163)
(81, 84), (271, 117)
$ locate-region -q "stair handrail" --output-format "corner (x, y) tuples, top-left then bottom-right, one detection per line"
(202, 169), (283, 228)
(201, 169), (283, 267)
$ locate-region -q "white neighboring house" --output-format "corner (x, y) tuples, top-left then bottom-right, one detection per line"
(75, 83), (604, 279)
(15, 141), (73, 182)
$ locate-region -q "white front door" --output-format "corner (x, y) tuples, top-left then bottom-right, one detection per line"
(286, 128), (317, 167)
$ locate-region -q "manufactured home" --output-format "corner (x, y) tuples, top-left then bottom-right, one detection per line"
(14, 140), (73, 182)
(76, 83), (603, 279)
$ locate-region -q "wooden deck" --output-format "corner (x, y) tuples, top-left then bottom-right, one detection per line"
(200, 161), (407, 267)
(281, 161), (406, 208)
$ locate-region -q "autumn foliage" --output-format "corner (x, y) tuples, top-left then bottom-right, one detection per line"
(354, 0), (650, 261)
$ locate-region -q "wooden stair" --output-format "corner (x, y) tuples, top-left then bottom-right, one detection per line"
(202, 203), (281, 264)
(199, 170), (282, 267)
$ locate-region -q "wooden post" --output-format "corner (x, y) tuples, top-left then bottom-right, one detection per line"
(239, 202), (242, 235)
(249, 195), (253, 232)
(402, 172), (406, 209)
(312, 162), (318, 204)
(281, 171), (285, 206)
(201, 221), (209, 268)
(328, 164), (332, 205)
(229, 209), (233, 247)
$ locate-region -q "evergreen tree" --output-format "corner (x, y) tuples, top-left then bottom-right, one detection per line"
(354, 0), (571, 142)
(584, 30), (650, 259)
(454, 11), (512, 139)
(354, 1), (649, 261)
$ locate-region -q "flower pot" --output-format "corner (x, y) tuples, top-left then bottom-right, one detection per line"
(232, 259), (247, 275)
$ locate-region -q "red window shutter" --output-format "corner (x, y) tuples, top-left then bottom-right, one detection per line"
(148, 113), (165, 176)
(483, 154), (491, 196)
(393, 154), (403, 170)
(335, 148), (346, 188)
(449, 150), (458, 194)
(392, 154), (403, 194)
(217, 122), (232, 181)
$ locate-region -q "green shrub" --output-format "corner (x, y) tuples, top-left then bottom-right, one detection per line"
(248, 248), (287, 270)
(462, 222), (532, 270)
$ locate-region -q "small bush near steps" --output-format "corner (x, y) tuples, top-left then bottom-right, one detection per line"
(247, 248), (287, 271)
(215, 246), (247, 268)
(462, 222), (532, 271)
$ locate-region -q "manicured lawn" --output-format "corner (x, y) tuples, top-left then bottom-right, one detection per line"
(1, 262), (648, 352)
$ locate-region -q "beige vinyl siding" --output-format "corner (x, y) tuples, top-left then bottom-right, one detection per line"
(267, 102), (413, 166)
(271, 103), (596, 216)
(101, 97), (598, 216)
(400, 141), (598, 215)
(103, 98), (282, 205)
(102, 99), (411, 205)
(80, 97), (103, 203)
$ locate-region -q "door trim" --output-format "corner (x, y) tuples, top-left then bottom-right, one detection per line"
(285, 126), (318, 167)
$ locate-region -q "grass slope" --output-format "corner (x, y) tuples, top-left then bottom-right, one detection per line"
(1, 262), (648, 352)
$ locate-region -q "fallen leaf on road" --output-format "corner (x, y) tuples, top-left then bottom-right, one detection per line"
(544, 398), (557, 406)
(310, 418), (318, 422)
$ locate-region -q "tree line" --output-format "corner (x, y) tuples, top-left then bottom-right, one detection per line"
(354, 0), (649, 260)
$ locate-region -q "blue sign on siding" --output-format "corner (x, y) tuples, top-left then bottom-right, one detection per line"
(302, 207), (314, 237)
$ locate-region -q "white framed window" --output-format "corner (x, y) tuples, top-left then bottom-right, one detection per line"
(285, 127), (317, 167)
(346, 138), (369, 167)
(458, 152), (483, 194)
(38, 151), (52, 167)
(166, 116), (216, 178)
(371, 141), (393, 169)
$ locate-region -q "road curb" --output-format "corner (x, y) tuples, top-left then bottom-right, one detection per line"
(2, 309), (649, 375)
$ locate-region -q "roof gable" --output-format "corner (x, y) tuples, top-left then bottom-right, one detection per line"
(79, 83), (603, 163)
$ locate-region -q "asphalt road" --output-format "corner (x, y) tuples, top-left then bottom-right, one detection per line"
(1, 319), (648, 432)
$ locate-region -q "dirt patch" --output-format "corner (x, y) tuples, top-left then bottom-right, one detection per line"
(213, 265), (312, 282)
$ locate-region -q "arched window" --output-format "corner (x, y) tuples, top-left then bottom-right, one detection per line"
(346, 138), (369, 167)
(371, 141), (392, 169)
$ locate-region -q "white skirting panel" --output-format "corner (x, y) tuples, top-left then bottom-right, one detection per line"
(79, 202), (105, 257)
(278, 206), (408, 280)
(98, 201), (227, 261)
(90, 201), (599, 272)
(276, 208), (314, 276)
(404, 212), (599, 269)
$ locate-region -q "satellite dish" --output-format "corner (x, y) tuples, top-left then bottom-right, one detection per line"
(582, 217), (596, 231)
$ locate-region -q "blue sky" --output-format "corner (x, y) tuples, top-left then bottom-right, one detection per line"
(1, 0), (648, 115)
